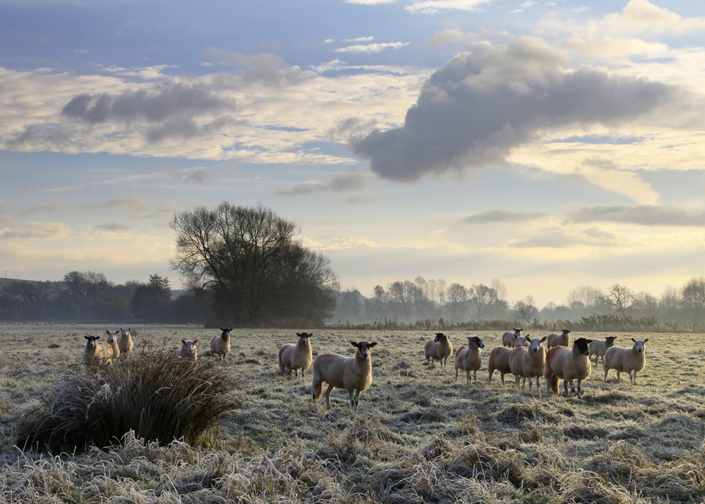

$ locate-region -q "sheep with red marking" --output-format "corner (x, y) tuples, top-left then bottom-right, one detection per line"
(424, 333), (453, 369)
(210, 328), (232, 361)
(311, 341), (377, 414)
(546, 329), (571, 350)
(509, 335), (547, 397)
(82, 335), (113, 366)
(589, 336), (618, 365)
(454, 336), (485, 385)
(544, 337), (593, 398)
(488, 337), (528, 385)
(279, 332), (313, 380)
(502, 328), (523, 348)
(603, 338), (648, 384)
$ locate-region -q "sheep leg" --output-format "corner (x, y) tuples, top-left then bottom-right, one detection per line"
(514, 375), (521, 389)
(286, 369), (292, 380)
(455, 368), (459, 381)
(500, 372), (506, 386)
(473, 370), (477, 385)
(603, 368), (608, 383)
(488, 369), (494, 384)
(324, 384), (335, 409)
(563, 379), (570, 397)
(576, 380), (583, 398)
(628, 371), (633, 384)
(616, 371), (621, 384)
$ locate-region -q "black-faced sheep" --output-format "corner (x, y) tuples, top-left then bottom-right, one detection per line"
(544, 337), (593, 398)
(454, 336), (485, 384)
(424, 332), (453, 369)
(83, 335), (112, 366)
(311, 341), (377, 414)
(502, 328), (523, 348)
(210, 328), (232, 361)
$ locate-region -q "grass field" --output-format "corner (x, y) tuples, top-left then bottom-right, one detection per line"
(0, 324), (703, 503)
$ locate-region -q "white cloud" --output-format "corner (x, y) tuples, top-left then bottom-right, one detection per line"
(335, 42), (410, 53)
(406, 0), (493, 14)
(603, 0), (705, 35)
(343, 36), (375, 42)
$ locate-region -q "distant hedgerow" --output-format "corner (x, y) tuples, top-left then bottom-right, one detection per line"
(16, 348), (241, 453)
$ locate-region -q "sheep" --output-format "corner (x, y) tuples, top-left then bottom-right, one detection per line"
(546, 329), (571, 350)
(509, 336), (547, 397)
(117, 327), (133, 356)
(171, 340), (198, 362)
(424, 332), (453, 369)
(82, 335), (113, 366)
(502, 328), (523, 348)
(544, 337), (594, 398)
(603, 338), (649, 384)
(105, 330), (120, 360)
(454, 336), (485, 384)
(589, 336), (618, 365)
(279, 332), (313, 380)
(210, 328), (232, 361)
(488, 337), (529, 385)
(311, 341), (377, 414)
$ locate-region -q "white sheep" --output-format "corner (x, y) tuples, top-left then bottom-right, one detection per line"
(279, 332), (313, 380)
(210, 328), (232, 361)
(311, 341), (377, 414)
(171, 339), (198, 362)
(603, 338), (648, 384)
(424, 332), (453, 369)
(454, 336), (485, 385)
(82, 335), (113, 366)
(117, 327), (133, 356)
(546, 329), (571, 350)
(105, 330), (120, 360)
(588, 336), (618, 365)
(502, 328), (523, 348)
(544, 337), (593, 398)
(509, 335), (547, 397)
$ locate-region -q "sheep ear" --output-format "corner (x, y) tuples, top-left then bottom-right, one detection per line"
(643, 339), (648, 343)
(96, 336), (100, 340)
(586, 339), (593, 344)
(296, 333), (302, 336)
(631, 338), (636, 343)
(350, 341), (359, 347)
(540, 336), (547, 343)
(106, 330), (110, 335)
(369, 342), (377, 348)
(193, 340), (198, 345)
(85, 335), (91, 340)
(182, 340), (187, 345)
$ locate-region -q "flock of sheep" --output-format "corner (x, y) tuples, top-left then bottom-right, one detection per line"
(81, 327), (648, 414)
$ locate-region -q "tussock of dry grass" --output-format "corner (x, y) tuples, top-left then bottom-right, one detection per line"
(16, 348), (242, 453)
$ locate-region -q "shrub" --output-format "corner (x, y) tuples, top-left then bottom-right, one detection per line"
(16, 348), (241, 453)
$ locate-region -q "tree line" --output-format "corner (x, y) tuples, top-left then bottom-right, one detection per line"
(1, 201), (704, 330)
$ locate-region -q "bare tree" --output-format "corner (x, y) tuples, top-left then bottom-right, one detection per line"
(606, 284), (634, 329)
(659, 285), (681, 322)
(682, 277), (705, 324)
(513, 295), (538, 325)
(469, 284), (497, 321)
(445, 283), (468, 323)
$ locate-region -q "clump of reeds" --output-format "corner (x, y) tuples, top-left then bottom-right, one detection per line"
(16, 348), (241, 453)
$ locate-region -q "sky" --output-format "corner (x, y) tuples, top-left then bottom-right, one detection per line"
(1, 0), (705, 307)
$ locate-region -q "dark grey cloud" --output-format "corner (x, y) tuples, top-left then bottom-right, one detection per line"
(462, 209), (548, 225)
(351, 37), (677, 182)
(93, 222), (132, 232)
(8, 124), (79, 147)
(199, 48), (308, 87)
(61, 80), (235, 142)
(326, 117), (378, 142)
(276, 171), (365, 196)
(566, 205), (705, 227)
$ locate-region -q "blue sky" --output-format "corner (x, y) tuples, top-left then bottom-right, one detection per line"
(1, 0), (704, 306)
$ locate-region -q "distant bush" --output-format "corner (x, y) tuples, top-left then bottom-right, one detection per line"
(16, 349), (241, 453)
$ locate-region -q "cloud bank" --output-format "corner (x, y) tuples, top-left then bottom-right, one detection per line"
(352, 37), (677, 182)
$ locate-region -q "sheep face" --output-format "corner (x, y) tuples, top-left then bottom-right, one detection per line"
(84, 335), (100, 348)
(106, 331), (118, 344)
(350, 341), (377, 360)
(529, 336), (547, 353)
(562, 329), (571, 335)
(435, 333), (448, 344)
(468, 336), (484, 349)
(297, 332), (312, 347)
(514, 328), (523, 336)
(220, 328), (232, 342)
(574, 338), (593, 356)
(631, 338), (648, 353)
(182, 340), (198, 352)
